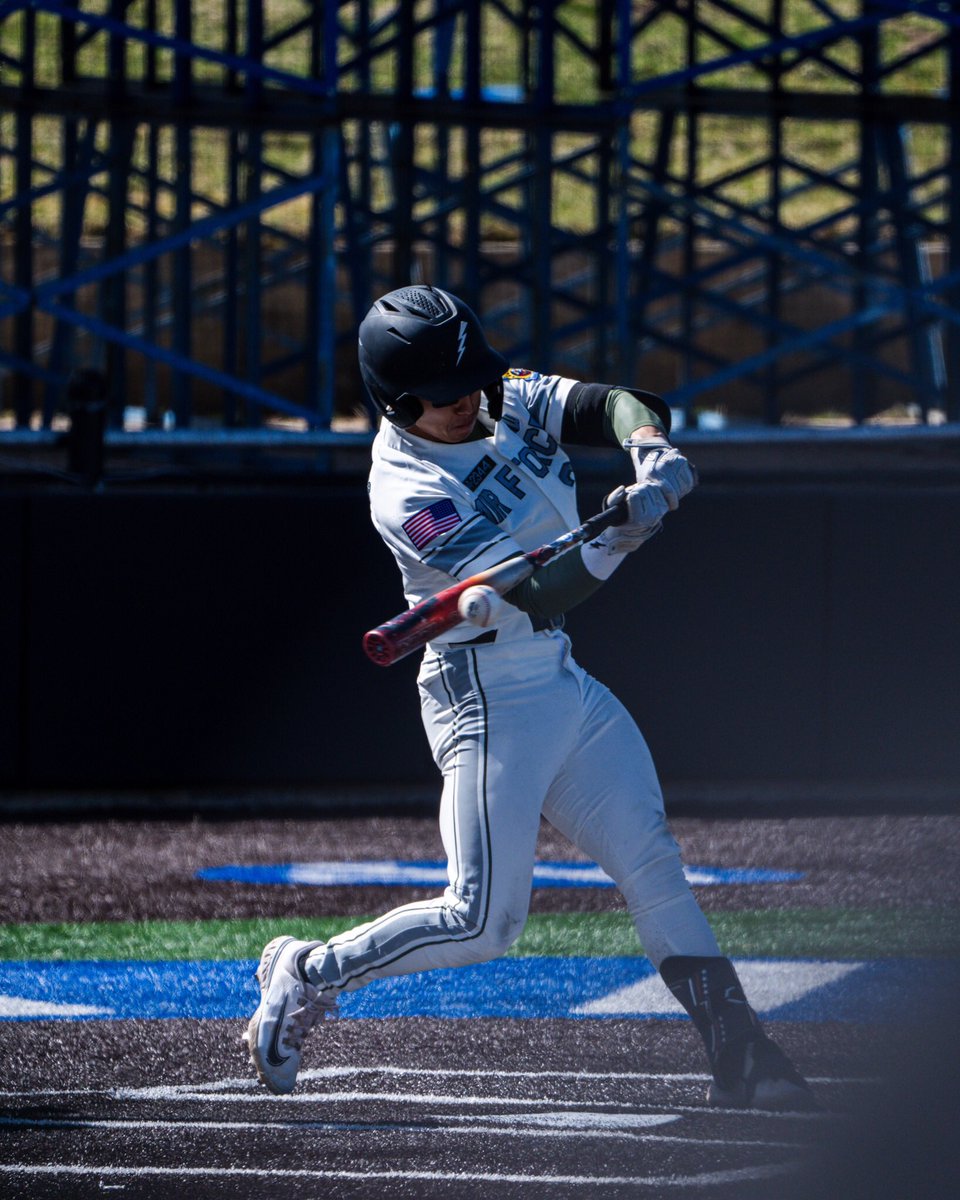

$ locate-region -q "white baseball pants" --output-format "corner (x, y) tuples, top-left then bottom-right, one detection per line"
(308, 630), (719, 993)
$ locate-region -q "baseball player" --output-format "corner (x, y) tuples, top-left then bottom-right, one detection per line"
(244, 285), (819, 1111)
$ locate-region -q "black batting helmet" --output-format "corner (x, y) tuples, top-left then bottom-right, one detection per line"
(358, 285), (508, 428)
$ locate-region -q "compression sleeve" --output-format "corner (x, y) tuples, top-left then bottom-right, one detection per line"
(561, 382), (671, 446)
(607, 388), (669, 442)
(503, 546), (605, 619)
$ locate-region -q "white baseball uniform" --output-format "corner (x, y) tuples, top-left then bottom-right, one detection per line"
(304, 369), (719, 994)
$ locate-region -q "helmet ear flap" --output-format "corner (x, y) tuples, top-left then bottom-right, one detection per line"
(383, 394), (424, 429)
(362, 370), (423, 428)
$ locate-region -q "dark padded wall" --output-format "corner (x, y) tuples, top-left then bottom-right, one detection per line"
(0, 498), (24, 785)
(823, 490), (960, 781)
(18, 488), (432, 787)
(567, 483), (831, 784)
(570, 482), (960, 788)
(6, 479), (960, 791)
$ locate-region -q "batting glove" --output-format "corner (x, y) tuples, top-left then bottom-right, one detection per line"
(625, 435), (698, 511)
(582, 483), (669, 579)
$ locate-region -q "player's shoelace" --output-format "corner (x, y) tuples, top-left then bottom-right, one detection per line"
(283, 983), (339, 1052)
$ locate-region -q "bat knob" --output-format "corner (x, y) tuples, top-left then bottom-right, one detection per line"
(362, 629), (395, 666)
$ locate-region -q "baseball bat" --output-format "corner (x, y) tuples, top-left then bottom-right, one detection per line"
(363, 495), (627, 666)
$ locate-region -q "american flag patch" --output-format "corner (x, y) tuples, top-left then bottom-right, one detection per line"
(402, 498), (462, 550)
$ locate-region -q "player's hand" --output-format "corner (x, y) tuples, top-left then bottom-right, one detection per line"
(626, 435), (698, 511)
(580, 482), (669, 579)
(596, 482), (670, 555)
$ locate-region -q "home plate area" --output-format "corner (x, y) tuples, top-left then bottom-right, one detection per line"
(0, 1052), (871, 1199)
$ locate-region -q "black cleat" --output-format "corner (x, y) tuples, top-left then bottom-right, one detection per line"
(707, 1033), (823, 1112)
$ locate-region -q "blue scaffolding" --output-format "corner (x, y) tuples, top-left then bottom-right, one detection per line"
(1, 0), (957, 456)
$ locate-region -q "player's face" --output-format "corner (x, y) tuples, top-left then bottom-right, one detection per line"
(409, 391), (482, 443)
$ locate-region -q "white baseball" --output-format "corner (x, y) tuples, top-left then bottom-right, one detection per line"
(458, 584), (499, 627)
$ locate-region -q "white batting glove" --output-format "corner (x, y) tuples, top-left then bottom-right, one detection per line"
(625, 435), (698, 511)
(458, 584), (507, 628)
(582, 483), (669, 579)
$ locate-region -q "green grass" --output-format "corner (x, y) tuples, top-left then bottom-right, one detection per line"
(2, 907), (957, 962)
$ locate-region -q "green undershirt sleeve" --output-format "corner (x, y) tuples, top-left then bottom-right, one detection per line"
(504, 546), (605, 620)
(497, 386), (664, 620)
(606, 387), (668, 444)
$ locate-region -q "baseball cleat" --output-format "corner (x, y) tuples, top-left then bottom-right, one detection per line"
(707, 1033), (822, 1112)
(243, 935), (338, 1095)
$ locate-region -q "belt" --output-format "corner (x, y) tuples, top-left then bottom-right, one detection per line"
(446, 614), (565, 648)
(446, 629), (498, 647)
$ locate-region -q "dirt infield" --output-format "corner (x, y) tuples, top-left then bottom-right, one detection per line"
(1, 811), (957, 923)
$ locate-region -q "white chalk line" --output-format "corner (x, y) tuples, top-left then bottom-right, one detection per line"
(0, 1113), (677, 1134)
(0, 1065), (874, 1103)
(304, 1064), (863, 1085)
(105, 1085), (832, 1119)
(0, 1113), (801, 1149)
(0, 1115), (421, 1134)
(107, 1067), (842, 1119)
(0, 1162), (799, 1188)
(111, 1088), (684, 1110)
(0, 1063), (817, 1185)
(305, 1066), (717, 1083)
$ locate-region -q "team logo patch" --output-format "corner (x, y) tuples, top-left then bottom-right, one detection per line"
(503, 367), (541, 381)
(463, 455), (496, 492)
(402, 498), (462, 550)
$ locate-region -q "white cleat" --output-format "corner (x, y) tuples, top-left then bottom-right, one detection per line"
(243, 935), (338, 1094)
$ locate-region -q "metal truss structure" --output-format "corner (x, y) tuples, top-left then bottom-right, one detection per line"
(1, 0), (958, 449)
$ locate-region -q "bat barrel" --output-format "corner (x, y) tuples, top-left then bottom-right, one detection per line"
(362, 581), (468, 666)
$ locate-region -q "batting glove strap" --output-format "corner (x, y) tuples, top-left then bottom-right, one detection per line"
(623, 435), (672, 451)
(625, 438), (698, 510)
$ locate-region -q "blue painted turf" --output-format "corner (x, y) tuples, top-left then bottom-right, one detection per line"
(1, 956), (956, 1022)
(195, 860), (805, 888)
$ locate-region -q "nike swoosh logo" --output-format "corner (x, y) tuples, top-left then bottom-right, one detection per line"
(266, 995), (290, 1067)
